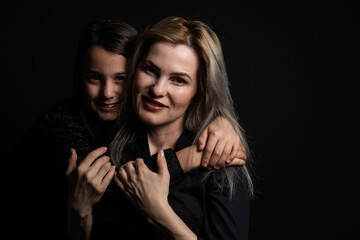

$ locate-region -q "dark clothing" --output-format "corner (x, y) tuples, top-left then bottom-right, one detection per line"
(90, 129), (188, 239)
(103, 128), (250, 239)
(9, 98), (183, 239)
(9, 98), (111, 239)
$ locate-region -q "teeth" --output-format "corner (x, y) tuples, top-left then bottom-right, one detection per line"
(104, 104), (116, 108)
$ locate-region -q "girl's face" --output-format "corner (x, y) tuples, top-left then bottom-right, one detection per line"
(82, 46), (126, 121)
(133, 42), (198, 130)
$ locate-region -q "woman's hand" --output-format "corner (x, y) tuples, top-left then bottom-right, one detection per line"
(114, 150), (170, 220)
(114, 151), (196, 239)
(198, 116), (247, 169)
(65, 147), (115, 218)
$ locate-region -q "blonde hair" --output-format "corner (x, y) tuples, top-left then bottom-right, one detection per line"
(111, 16), (253, 197)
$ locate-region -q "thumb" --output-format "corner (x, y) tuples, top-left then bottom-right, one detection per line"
(156, 150), (168, 176)
(66, 148), (77, 176)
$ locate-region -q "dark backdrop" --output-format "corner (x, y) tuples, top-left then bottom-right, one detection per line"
(2, 1), (358, 239)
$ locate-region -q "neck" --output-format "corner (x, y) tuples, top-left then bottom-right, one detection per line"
(146, 121), (184, 155)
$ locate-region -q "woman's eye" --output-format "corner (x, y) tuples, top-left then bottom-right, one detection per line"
(171, 77), (186, 85)
(144, 66), (157, 77)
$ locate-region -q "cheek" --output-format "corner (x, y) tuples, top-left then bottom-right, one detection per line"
(84, 84), (100, 100)
(175, 89), (197, 108)
(136, 70), (154, 89)
(133, 87), (143, 111)
(116, 82), (125, 97)
(133, 72), (148, 96)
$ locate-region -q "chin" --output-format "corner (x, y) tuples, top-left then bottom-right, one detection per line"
(98, 113), (117, 122)
(139, 116), (163, 127)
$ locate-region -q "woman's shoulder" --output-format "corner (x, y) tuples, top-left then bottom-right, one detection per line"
(203, 166), (249, 195)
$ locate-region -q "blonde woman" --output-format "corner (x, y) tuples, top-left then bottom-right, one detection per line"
(65, 18), (248, 240)
(112, 16), (253, 239)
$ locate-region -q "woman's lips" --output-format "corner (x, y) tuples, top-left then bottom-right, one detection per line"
(142, 96), (167, 111)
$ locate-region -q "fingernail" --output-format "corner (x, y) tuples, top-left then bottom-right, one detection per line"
(160, 150), (165, 157)
(202, 162), (208, 167)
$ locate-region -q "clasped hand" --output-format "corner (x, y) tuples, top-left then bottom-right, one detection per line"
(114, 150), (170, 220)
(66, 147), (116, 218)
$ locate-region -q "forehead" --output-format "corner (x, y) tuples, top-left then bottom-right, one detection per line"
(145, 42), (199, 75)
(84, 46), (127, 70)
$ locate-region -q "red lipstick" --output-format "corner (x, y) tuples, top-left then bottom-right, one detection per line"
(142, 96), (167, 111)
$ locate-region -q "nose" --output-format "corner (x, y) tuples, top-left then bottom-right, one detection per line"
(102, 80), (117, 99)
(150, 77), (167, 98)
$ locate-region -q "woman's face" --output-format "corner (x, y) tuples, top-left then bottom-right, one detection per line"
(82, 46), (126, 121)
(133, 41), (198, 129)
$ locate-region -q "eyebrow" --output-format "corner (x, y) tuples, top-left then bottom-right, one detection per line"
(84, 70), (126, 75)
(144, 59), (193, 81)
(169, 72), (192, 81)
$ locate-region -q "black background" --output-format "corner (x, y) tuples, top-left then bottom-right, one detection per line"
(2, 1), (358, 239)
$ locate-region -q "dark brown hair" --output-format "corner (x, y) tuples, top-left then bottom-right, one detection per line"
(72, 19), (138, 100)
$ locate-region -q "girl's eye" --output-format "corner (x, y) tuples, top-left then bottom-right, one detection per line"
(87, 75), (101, 82)
(115, 75), (126, 81)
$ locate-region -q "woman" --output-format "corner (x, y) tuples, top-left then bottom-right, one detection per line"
(61, 18), (247, 240)
(10, 18), (244, 240)
(112, 16), (254, 239)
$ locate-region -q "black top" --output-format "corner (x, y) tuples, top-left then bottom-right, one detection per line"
(8, 98), (184, 239)
(91, 128), (249, 239)
(8, 98), (93, 239)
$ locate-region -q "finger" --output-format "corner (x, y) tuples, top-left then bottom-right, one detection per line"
(80, 147), (108, 168)
(93, 161), (112, 183)
(156, 150), (168, 176)
(114, 171), (125, 191)
(239, 140), (246, 153)
(201, 135), (217, 168)
(215, 142), (233, 169)
(208, 139), (226, 169)
(66, 148), (78, 177)
(235, 149), (247, 162)
(226, 140), (240, 164)
(86, 155), (110, 181)
(227, 158), (246, 167)
(123, 161), (137, 183)
(197, 127), (209, 151)
(134, 158), (148, 177)
(101, 165), (116, 187)
(118, 166), (132, 190)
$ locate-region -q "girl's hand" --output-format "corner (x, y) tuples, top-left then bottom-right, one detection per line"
(198, 116), (247, 169)
(66, 147), (115, 218)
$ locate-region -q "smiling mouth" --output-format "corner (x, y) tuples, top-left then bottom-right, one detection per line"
(98, 102), (119, 111)
(102, 103), (117, 108)
(142, 96), (168, 110)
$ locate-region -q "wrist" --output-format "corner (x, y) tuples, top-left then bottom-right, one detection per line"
(148, 202), (196, 239)
(176, 145), (202, 172)
(67, 198), (93, 219)
(148, 199), (172, 223)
